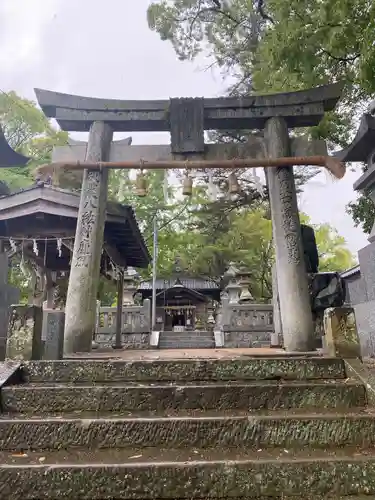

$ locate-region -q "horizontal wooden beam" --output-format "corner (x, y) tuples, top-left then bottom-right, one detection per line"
(35, 82), (344, 132)
(39, 154), (346, 179)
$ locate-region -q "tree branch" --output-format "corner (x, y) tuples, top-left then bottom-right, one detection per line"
(257, 0), (274, 25)
(184, 0), (242, 39)
(319, 49), (360, 63)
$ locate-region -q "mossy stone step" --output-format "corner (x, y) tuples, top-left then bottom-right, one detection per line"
(21, 357), (346, 383)
(0, 411), (374, 451)
(1, 447), (375, 499)
(1, 380), (365, 413)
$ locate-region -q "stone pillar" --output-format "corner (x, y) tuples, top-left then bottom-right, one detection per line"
(113, 270), (124, 350)
(265, 117), (314, 351)
(64, 121), (113, 354)
(271, 264), (282, 347)
(92, 299), (101, 349)
(0, 251), (20, 360)
(43, 310), (65, 360)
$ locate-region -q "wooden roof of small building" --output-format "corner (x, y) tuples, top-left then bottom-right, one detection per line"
(155, 281), (208, 304)
(138, 275), (221, 302)
(138, 276), (220, 291)
(0, 184), (150, 269)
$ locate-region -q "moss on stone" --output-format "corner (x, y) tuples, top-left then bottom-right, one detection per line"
(1, 458), (375, 498)
(22, 357), (346, 383)
(1, 413), (375, 451)
(1, 380), (365, 413)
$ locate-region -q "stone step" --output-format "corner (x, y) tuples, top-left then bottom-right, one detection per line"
(161, 330), (213, 336)
(159, 334), (214, 338)
(158, 343), (215, 349)
(1, 447), (375, 498)
(1, 380), (365, 413)
(159, 337), (215, 343)
(159, 336), (214, 341)
(21, 357), (346, 383)
(1, 410), (375, 451)
(159, 334), (215, 347)
(159, 345), (216, 349)
(159, 335), (214, 340)
(158, 340), (215, 344)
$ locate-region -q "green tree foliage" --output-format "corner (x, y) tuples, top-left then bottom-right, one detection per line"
(300, 214), (356, 272)
(0, 91), (68, 299)
(122, 170), (355, 300)
(147, 0), (375, 229)
(346, 164), (375, 234)
(0, 91), (68, 190)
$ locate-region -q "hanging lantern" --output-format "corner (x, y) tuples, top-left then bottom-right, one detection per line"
(182, 172), (193, 196)
(228, 172), (240, 194)
(136, 170), (147, 197)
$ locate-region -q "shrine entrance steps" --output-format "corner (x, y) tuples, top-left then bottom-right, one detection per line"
(0, 354), (374, 498)
(158, 329), (215, 349)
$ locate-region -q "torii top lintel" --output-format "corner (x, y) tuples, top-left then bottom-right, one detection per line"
(35, 82), (344, 133)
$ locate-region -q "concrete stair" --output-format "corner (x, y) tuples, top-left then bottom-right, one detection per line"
(158, 329), (215, 348)
(0, 356), (374, 499)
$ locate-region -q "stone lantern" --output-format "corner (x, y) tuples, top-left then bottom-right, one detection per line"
(123, 267), (139, 306)
(206, 301), (216, 331)
(237, 266), (254, 303)
(223, 264), (241, 304)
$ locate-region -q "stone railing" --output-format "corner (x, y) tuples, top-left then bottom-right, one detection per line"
(94, 299), (151, 349)
(96, 300), (151, 335)
(218, 299), (274, 348)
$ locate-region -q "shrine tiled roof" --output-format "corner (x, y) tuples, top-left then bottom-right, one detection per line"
(138, 276), (220, 291)
(340, 265), (360, 279)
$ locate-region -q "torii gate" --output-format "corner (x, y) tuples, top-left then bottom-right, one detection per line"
(35, 83), (345, 354)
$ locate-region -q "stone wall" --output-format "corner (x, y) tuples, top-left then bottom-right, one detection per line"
(341, 249), (375, 358)
(95, 300), (151, 349)
(224, 331), (271, 348)
(6, 305), (42, 360)
(121, 333), (150, 350)
(343, 270), (367, 306)
(216, 299), (274, 348)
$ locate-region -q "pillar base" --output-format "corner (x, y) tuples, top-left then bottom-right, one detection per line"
(91, 341), (100, 350)
(111, 344), (124, 350)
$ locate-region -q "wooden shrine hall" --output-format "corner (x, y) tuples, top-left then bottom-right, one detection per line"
(138, 271), (220, 332)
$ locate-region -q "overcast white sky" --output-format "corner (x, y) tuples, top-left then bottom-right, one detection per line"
(0, 0), (369, 256)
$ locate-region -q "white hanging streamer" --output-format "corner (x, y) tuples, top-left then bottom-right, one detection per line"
(32, 239), (39, 256)
(19, 241), (28, 278)
(57, 238), (62, 258)
(9, 238), (17, 252)
(110, 261), (116, 278)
